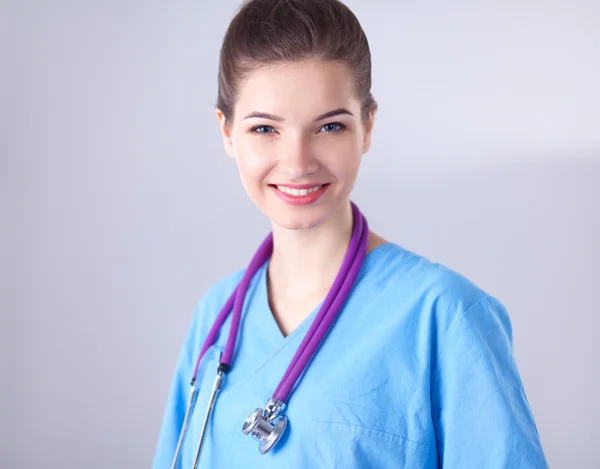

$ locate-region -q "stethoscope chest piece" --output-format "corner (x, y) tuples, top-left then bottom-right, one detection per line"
(242, 398), (288, 454)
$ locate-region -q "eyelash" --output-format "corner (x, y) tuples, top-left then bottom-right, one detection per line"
(249, 122), (347, 135)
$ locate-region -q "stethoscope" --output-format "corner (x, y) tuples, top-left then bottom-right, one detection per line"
(170, 202), (369, 469)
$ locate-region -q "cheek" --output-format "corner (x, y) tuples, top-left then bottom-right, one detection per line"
(317, 134), (363, 178)
(233, 135), (274, 183)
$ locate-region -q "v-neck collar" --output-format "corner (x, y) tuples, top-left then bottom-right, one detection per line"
(221, 242), (395, 392)
(253, 242), (394, 344)
(253, 260), (320, 344)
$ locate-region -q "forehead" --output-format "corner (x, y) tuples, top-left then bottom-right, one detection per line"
(234, 60), (359, 121)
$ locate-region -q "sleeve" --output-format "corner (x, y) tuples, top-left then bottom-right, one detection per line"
(151, 302), (203, 469)
(430, 296), (549, 468)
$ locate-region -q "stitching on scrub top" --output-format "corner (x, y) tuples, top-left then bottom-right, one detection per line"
(293, 421), (432, 456)
(215, 421), (431, 455)
(303, 420), (430, 448)
(430, 294), (491, 384)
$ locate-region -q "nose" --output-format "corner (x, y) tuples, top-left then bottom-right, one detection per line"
(277, 132), (318, 180)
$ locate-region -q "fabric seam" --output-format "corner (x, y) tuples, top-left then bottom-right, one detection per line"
(430, 294), (491, 386)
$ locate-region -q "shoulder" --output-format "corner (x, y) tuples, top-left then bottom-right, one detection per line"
(370, 242), (494, 314)
(181, 268), (247, 357)
(368, 242), (512, 358)
(194, 269), (246, 317)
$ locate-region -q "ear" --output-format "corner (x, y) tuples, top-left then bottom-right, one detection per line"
(361, 106), (377, 155)
(216, 108), (235, 158)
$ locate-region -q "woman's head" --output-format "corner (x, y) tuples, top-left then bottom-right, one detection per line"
(215, 0), (377, 231)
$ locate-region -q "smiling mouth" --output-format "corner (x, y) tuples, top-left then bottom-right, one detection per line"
(269, 184), (328, 196)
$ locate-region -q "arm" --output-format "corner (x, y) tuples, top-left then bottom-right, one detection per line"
(431, 296), (549, 468)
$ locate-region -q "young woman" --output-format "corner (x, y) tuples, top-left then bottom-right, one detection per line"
(152, 1), (549, 467)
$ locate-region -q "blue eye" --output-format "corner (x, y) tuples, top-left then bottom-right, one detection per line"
(321, 122), (345, 133)
(250, 123), (345, 135)
(250, 125), (276, 134)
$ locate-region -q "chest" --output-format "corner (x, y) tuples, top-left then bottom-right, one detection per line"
(180, 296), (439, 468)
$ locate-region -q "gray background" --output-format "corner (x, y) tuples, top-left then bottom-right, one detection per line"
(2, 0), (599, 467)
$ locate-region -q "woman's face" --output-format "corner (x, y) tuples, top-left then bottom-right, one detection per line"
(216, 60), (375, 231)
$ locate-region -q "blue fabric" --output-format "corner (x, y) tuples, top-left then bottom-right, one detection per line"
(152, 242), (548, 468)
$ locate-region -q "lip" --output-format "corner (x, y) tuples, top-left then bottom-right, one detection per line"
(270, 183), (328, 189)
(269, 183), (330, 206)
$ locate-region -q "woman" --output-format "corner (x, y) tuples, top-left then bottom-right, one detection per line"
(152, 0), (549, 467)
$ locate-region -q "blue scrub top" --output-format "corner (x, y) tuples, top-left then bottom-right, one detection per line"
(152, 242), (549, 468)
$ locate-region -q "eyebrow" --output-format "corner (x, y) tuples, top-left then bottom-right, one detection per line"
(243, 108), (355, 122)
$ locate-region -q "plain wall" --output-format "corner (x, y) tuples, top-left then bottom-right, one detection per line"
(2, 0), (599, 467)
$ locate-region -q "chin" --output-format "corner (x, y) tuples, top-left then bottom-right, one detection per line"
(248, 186), (350, 232)
(271, 212), (326, 231)
(265, 204), (333, 232)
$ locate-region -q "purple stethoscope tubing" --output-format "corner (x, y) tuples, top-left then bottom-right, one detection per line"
(190, 233), (273, 379)
(190, 201), (368, 405)
(273, 205), (368, 401)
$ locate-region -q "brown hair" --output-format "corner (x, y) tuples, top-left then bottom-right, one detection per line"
(217, 0), (377, 125)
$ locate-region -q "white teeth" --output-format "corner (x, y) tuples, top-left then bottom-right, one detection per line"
(276, 185), (324, 196)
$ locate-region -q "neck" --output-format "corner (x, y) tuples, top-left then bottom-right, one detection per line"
(268, 201), (354, 299)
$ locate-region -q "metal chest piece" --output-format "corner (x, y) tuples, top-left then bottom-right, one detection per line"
(242, 398), (288, 454)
